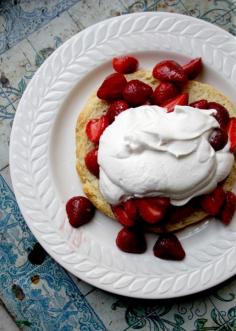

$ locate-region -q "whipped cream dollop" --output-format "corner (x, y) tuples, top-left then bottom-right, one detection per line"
(98, 105), (234, 206)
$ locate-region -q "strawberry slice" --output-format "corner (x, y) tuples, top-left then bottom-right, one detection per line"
(136, 197), (170, 224)
(86, 115), (109, 144)
(163, 93), (189, 112)
(227, 117), (236, 153)
(123, 79), (153, 106)
(182, 57), (203, 80)
(116, 228), (147, 253)
(85, 148), (99, 178)
(112, 203), (136, 228)
(152, 60), (187, 83)
(112, 56), (139, 74)
(190, 99), (208, 109)
(66, 196), (95, 228)
(152, 82), (179, 105)
(97, 73), (127, 101)
(199, 187), (225, 216)
(107, 100), (129, 123)
(219, 191), (236, 225)
(153, 233), (185, 260)
(123, 199), (137, 221)
(208, 102), (230, 129)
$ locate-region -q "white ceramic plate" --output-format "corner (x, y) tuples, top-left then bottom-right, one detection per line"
(10, 12), (236, 299)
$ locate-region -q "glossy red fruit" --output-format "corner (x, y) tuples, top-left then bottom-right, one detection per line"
(112, 56), (139, 74)
(227, 117), (236, 153)
(123, 199), (137, 221)
(136, 197), (170, 224)
(190, 99), (208, 109)
(123, 80), (153, 106)
(153, 233), (185, 260)
(107, 100), (129, 123)
(116, 228), (147, 253)
(86, 115), (109, 144)
(219, 191), (236, 225)
(112, 205), (135, 227)
(66, 196), (95, 228)
(182, 57), (203, 79)
(97, 73), (127, 101)
(199, 187), (225, 216)
(209, 128), (228, 151)
(163, 93), (189, 112)
(152, 60), (187, 83)
(85, 148), (99, 178)
(208, 102), (230, 129)
(152, 82), (179, 105)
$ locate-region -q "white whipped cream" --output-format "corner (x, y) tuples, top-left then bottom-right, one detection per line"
(98, 105), (234, 206)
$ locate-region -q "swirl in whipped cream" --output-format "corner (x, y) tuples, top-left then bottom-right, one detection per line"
(98, 105), (234, 206)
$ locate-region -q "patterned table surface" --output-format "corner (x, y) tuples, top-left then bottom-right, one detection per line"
(1, 1), (236, 330)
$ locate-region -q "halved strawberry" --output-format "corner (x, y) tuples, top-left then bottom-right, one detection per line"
(227, 117), (236, 153)
(183, 57), (203, 80)
(112, 56), (139, 74)
(153, 233), (185, 260)
(84, 148), (99, 177)
(86, 115), (109, 144)
(97, 73), (127, 101)
(106, 100), (129, 123)
(116, 228), (147, 253)
(152, 60), (187, 83)
(163, 93), (189, 112)
(199, 187), (225, 216)
(190, 99), (208, 109)
(123, 79), (153, 106)
(219, 191), (236, 225)
(123, 199), (137, 221)
(208, 102), (230, 129)
(152, 82), (179, 105)
(136, 197), (170, 224)
(112, 204), (135, 228)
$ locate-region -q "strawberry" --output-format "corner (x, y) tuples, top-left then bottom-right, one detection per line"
(112, 205), (135, 227)
(152, 82), (179, 105)
(152, 60), (187, 83)
(182, 57), (203, 80)
(123, 80), (153, 106)
(209, 128), (228, 151)
(116, 228), (147, 253)
(106, 100), (129, 123)
(97, 73), (127, 101)
(86, 115), (109, 144)
(163, 93), (189, 112)
(112, 56), (139, 74)
(66, 196), (95, 228)
(85, 148), (99, 178)
(199, 187), (225, 216)
(168, 204), (195, 224)
(227, 117), (236, 153)
(219, 191), (236, 225)
(208, 102), (230, 129)
(153, 233), (185, 260)
(190, 99), (208, 109)
(123, 199), (137, 221)
(136, 197), (170, 224)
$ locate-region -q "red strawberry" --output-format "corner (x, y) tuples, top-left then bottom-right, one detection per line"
(209, 128), (228, 151)
(208, 102), (230, 129)
(123, 80), (153, 106)
(136, 197), (170, 224)
(66, 196), (95, 228)
(97, 73), (127, 101)
(163, 93), (189, 112)
(116, 228), (147, 253)
(153, 233), (185, 260)
(168, 204), (195, 224)
(190, 99), (208, 109)
(112, 56), (139, 74)
(152, 60), (187, 83)
(107, 100), (129, 123)
(123, 199), (137, 221)
(182, 57), (203, 79)
(152, 82), (179, 105)
(85, 148), (99, 178)
(112, 205), (135, 227)
(199, 187), (225, 216)
(227, 117), (236, 153)
(219, 191), (236, 225)
(86, 115), (109, 144)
